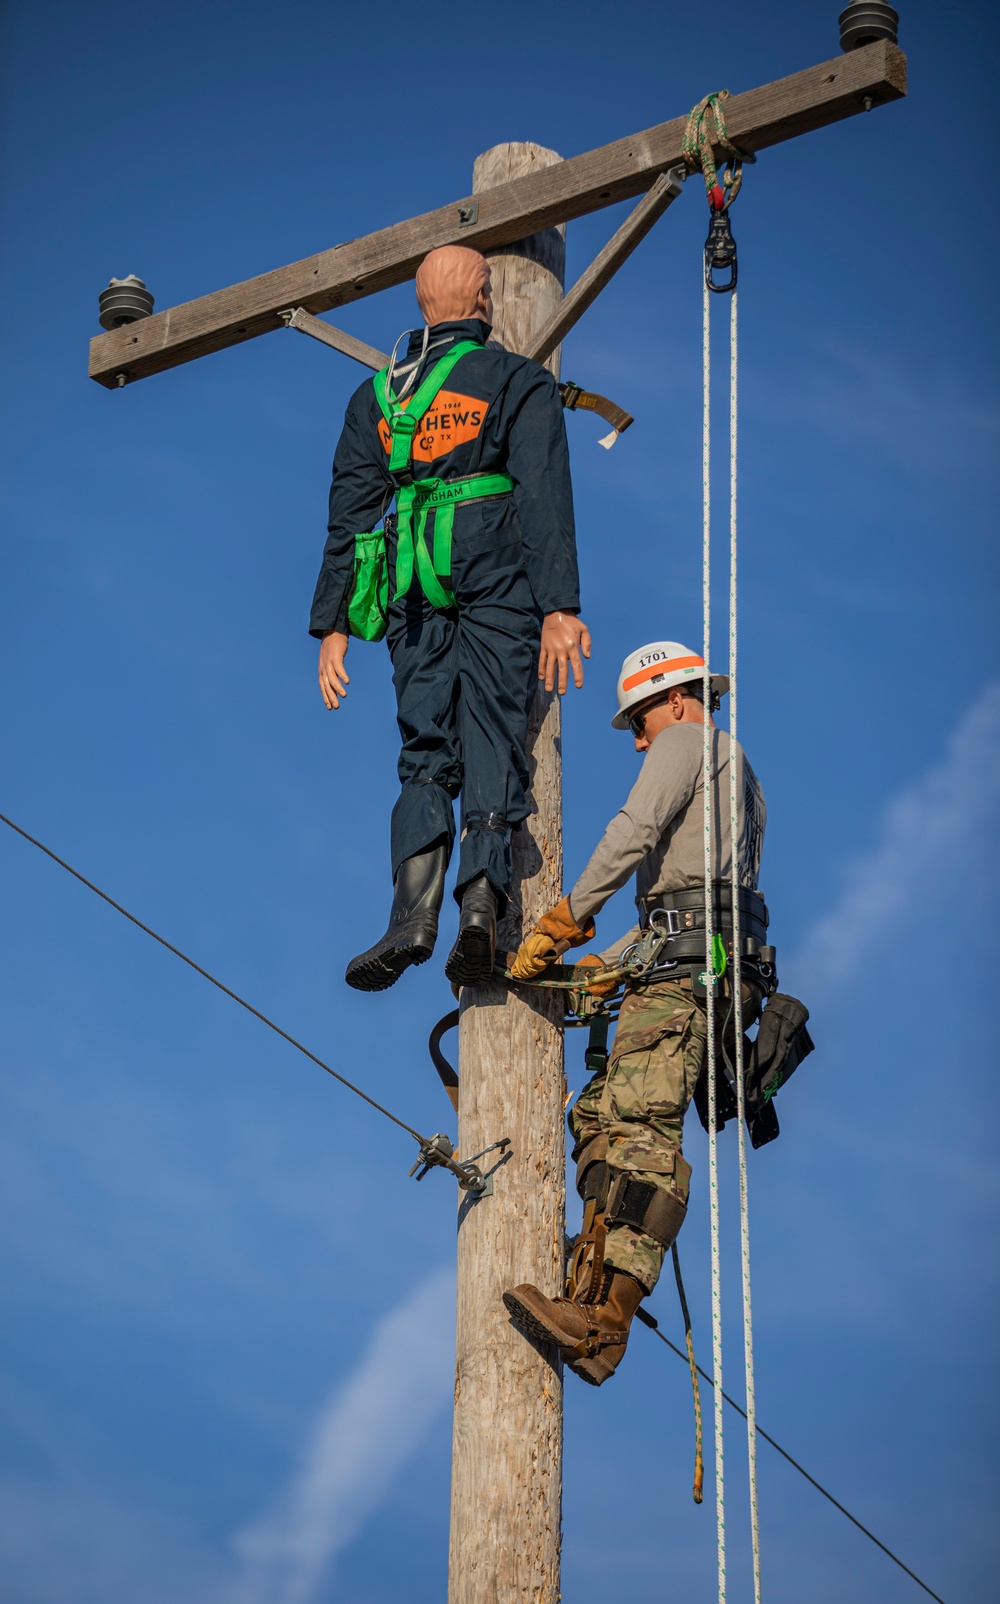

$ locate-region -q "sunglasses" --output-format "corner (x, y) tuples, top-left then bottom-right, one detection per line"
(629, 689), (704, 738)
(629, 696), (670, 738)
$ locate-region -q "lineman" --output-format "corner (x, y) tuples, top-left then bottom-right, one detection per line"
(503, 641), (768, 1385)
(310, 244), (591, 992)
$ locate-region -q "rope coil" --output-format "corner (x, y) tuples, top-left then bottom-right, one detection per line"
(682, 90), (753, 210)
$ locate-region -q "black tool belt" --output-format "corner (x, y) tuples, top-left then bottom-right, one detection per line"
(640, 882), (769, 964)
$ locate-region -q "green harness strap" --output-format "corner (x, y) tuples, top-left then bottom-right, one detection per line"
(393, 473), (514, 608)
(372, 341), (513, 611)
(374, 341), (480, 479)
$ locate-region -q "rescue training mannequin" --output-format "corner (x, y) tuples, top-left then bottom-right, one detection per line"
(503, 641), (768, 1385)
(310, 244), (591, 992)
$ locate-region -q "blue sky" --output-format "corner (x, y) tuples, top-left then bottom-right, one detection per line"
(1, 1), (998, 1600)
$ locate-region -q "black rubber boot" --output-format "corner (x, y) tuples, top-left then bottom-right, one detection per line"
(345, 843), (448, 993)
(444, 875), (498, 987)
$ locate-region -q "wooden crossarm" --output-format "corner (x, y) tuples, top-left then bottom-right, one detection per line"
(88, 41), (905, 390)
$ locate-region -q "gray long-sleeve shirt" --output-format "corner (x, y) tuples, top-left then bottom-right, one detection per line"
(567, 723), (766, 962)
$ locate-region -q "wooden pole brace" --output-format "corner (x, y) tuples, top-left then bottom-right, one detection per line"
(279, 307), (389, 370)
(524, 166), (684, 366)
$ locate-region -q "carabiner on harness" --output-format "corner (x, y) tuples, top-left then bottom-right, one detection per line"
(619, 907), (682, 979)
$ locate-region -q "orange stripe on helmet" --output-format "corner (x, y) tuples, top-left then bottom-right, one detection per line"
(621, 654), (704, 694)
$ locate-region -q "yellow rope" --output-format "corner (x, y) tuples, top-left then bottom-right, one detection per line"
(672, 1243), (705, 1504)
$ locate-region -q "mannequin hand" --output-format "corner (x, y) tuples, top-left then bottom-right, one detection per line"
(539, 612), (592, 694)
(318, 631), (350, 710)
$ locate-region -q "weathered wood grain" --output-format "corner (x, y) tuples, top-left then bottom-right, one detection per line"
(449, 144), (566, 1604)
(89, 41), (906, 388)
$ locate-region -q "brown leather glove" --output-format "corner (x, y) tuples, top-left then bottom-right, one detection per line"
(535, 896), (595, 947)
(572, 953), (618, 1000)
(509, 932), (560, 981)
(510, 897), (596, 981)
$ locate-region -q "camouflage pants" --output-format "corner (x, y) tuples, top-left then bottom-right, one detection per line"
(569, 978), (711, 1293)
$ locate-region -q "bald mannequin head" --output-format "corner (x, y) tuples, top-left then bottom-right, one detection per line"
(415, 245), (493, 326)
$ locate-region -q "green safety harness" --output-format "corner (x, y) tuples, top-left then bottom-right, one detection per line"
(347, 340), (514, 641)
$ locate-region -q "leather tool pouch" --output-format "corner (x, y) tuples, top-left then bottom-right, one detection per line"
(744, 992), (814, 1149)
(693, 992), (814, 1150)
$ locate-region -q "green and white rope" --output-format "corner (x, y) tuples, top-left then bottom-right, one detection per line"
(728, 286), (763, 1604)
(702, 266), (727, 1604)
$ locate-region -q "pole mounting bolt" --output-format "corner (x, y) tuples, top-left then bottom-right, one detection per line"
(838, 1), (899, 52)
(98, 274), (154, 331)
(408, 1132), (510, 1196)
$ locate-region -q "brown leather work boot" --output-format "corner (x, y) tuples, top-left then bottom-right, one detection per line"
(503, 1267), (646, 1386)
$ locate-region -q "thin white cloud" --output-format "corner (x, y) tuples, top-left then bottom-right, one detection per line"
(232, 1265), (455, 1604)
(786, 682), (1000, 999)
(755, 338), (1000, 472)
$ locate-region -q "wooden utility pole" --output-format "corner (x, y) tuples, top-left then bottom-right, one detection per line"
(449, 144), (567, 1604)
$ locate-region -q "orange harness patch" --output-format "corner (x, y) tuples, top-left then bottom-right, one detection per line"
(377, 390), (486, 463)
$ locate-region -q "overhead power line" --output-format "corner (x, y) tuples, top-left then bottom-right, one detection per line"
(0, 812), (424, 1144)
(635, 1308), (947, 1604)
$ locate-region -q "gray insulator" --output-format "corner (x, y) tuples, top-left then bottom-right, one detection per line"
(98, 274), (154, 331)
(838, 0), (899, 51)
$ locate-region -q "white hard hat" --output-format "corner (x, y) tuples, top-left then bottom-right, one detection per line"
(612, 641), (730, 730)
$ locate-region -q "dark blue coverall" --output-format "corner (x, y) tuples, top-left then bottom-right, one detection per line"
(310, 318), (580, 907)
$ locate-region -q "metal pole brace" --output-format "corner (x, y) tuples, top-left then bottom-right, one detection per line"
(408, 1132), (511, 1197)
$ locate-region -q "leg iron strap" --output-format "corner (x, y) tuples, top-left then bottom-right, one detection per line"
(606, 1172), (687, 1250)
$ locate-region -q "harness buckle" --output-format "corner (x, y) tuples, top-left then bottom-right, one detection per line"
(652, 907), (682, 937)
